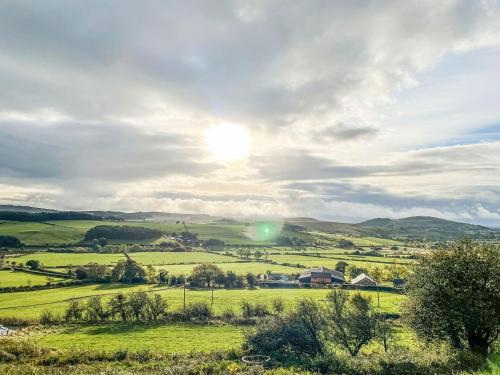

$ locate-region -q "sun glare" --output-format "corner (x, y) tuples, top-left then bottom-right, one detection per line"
(206, 124), (251, 161)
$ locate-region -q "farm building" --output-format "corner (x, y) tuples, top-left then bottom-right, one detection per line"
(298, 266), (344, 285)
(350, 273), (376, 286)
(392, 278), (406, 288)
(267, 273), (289, 282)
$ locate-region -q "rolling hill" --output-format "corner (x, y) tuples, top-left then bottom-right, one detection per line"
(1, 205), (499, 241)
(290, 216), (500, 241)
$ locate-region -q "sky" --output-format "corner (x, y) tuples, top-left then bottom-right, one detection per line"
(1, 0), (500, 226)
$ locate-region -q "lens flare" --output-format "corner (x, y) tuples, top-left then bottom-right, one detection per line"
(245, 221), (283, 242)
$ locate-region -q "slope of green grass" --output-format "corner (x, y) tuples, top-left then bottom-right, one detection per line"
(35, 323), (244, 353)
(0, 220), (313, 246)
(154, 262), (301, 276)
(13, 251), (237, 267)
(0, 270), (65, 288)
(0, 284), (404, 318)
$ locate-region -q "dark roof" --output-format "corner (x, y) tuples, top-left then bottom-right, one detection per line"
(299, 266), (344, 281)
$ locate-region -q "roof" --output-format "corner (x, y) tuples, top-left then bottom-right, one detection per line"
(351, 273), (375, 284)
(299, 266), (344, 280)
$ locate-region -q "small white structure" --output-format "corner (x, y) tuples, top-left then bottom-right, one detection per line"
(0, 325), (15, 336)
(351, 273), (376, 286)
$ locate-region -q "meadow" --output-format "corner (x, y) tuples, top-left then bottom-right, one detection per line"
(0, 219), (312, 246)
(34, 323), (245, 353)
(0, 283), (403, 319)
(0, 270), (65, 288)
(13, 251), (239, 267)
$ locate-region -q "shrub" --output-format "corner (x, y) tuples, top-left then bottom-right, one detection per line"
(184, 301), (213, 321)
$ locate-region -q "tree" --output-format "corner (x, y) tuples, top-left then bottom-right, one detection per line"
(65, 300), (83, 322)
(26, 259), (40, 270)
(108, 292), (129, 321)
(246, 272), (256, 287)
(145, 265), (157, 283)
(145, 294), (167, 320)
(111, 259), (147, 283)
(272, 297), (285, 316)
(128, 290), (149, 320)
(402, 239), (500, 356)
(254, 250), (263, 261)
(189, 264), (223, 288)
(325, 290), (378, 356)
(0, 235), (22, 248)
(158, 269), (169, 284)
(338, 239), (354, 248)
(85, 296), (108, 321)
(376, 318), (395, 352)
(335, 261), (349, 274)
(224, 271), (238, 288)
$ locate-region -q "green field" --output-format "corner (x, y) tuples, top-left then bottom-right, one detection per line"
(0, 283), (404, 319)
(0, 220), (313, 246)
(154, 262), (301, 275)
(34, 323), (245, 352)
(0, 270), (65, 288)
(267, 253), (412, 270)
(13, 251), (238, 267)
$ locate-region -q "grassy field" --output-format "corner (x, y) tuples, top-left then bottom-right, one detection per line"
(34, 323), (245, 352)
(0, 220), (313, 246)
(0, 283), (404, 318)
(154, 262), (301, 275)
(12, 251), (238, 267)
(0, 270), (65, 288)
(266, 253), (412, 270)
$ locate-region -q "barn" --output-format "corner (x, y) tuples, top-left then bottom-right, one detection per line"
(298, 266), (344, 285)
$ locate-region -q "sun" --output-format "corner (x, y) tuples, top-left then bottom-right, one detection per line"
(205, 124), (251, 161)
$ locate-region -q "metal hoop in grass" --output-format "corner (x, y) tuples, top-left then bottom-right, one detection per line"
(242, 355), (271, 366)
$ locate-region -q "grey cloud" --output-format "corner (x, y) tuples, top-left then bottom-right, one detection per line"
(0, 1), (497, 125)
(254, 153), (369, 181)
(315, 123), (379, 142)
(0, 121), (215, 183)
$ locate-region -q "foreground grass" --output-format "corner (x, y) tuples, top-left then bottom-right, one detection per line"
(34, 323), (245, 352)
(0, 270), (64, 288)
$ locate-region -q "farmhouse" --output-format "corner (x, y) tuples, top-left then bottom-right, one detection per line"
(298, 266), (344, 285)
(350, 273), (376, 286)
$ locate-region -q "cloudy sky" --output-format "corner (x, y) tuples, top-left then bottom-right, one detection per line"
(1, 0), (500, 225)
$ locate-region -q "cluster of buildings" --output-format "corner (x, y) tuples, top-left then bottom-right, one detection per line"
(262, 266), (405, 288)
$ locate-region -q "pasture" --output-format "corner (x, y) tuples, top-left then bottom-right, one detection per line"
(13, 251), (239, 267)
(0, 219), (313, 246)
(0, 284), (404, 319)
(154, 262), (301, 275)
(35, 323), (245, 353)
(0, 270), (65, 288)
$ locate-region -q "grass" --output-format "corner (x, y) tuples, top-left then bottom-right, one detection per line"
(154, 262), (301, 275)
(13, 251), (237, 267)
(266, 253), (411, 270)
(34, 323), (245, 353)
(0, 270), (65, 288)
(0, 284), (404, 318)
(0, 220), (314, 246)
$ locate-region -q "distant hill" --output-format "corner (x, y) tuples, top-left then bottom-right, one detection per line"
(84, 211), (221, 223)
(291, 216), (500, 241)
(0, 205), (57, 213)
(1, 205), (499, 240)
(358, 216), (498, 240)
